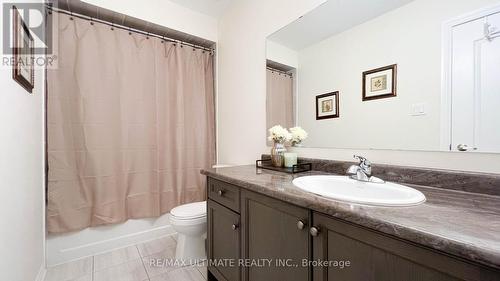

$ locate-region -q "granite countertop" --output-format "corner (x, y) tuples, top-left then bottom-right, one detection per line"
(201, 165), (500, 270)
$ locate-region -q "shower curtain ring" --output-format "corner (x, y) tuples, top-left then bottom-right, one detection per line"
(69, 12), (73, 20)
(90, 17), (94, 25)
(110, 23), (114, 30)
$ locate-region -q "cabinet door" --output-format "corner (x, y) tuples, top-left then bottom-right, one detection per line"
(311, 212), (500, 281)
(208, 200), (240, 281)
(241, 190), (310, 281)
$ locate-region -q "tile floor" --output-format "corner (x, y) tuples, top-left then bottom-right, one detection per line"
(44, 234), (207, 281)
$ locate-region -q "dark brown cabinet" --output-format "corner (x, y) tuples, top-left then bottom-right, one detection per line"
(207, 199), (241, 281)
(241, 190), (310, 281)
(311, 212), (499, 281)
(206, 177), (500, 281)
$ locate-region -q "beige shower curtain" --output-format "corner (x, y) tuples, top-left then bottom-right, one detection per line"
(266, 69), (294, 131)
(47, 14), (215, 233)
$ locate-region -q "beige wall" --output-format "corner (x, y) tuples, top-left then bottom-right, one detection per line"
(217, 0), (325, 165)
(217, 0), (500, 174)
(0, 1), (46, 280)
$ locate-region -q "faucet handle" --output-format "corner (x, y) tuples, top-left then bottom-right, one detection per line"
(353, 155), (370, 165)
(353, 155), (371, 173)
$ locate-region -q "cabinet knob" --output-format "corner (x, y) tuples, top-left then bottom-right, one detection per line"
(310, 226), (320, 237)
(297, 220), (306, 230)
(217, 190), (224, 196)
(231, 224), (239, 230)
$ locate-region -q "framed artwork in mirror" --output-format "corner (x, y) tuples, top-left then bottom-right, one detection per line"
(12, 6), (34, 93)
(362, 64), (397, 101)
(316, 91), (339, 120)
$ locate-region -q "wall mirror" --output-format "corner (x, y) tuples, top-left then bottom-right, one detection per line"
(265, 0), (500, 153)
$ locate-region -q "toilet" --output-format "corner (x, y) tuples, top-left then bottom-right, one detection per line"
(170, 201), (207, 263)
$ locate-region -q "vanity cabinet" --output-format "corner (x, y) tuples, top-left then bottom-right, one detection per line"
(206, 177), (500, 281)
(311, 212), (499, 281)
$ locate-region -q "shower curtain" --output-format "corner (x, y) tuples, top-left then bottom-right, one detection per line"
(266, 69), (294, 130)
(47, 14), (215, 233)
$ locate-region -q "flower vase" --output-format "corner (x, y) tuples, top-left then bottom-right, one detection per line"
(270, 141), (287, 167)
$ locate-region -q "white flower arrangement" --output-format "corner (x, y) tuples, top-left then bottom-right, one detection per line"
(268, 125), (292, 143)
(289, 126), (308, 146)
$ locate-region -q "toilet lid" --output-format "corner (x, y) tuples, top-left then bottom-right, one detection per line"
(170, 201), (206, 219)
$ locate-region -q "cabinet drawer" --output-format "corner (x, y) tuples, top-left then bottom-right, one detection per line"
(208, 178), (240, 212)
(208, 199), (241, 281)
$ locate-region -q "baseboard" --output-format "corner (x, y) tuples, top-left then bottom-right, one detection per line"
(34, 264), (46, 281)
(47, 216), (175, 266)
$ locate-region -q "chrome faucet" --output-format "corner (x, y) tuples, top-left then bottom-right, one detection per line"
(347, 155), (384, 183)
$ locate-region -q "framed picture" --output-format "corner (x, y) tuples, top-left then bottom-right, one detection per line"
(12, 6), (34, 93)
(316, 91), (339, 120)
(362, 64), (397, 101)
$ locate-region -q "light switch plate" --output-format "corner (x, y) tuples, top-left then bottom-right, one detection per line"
(410, 103), (426, 116)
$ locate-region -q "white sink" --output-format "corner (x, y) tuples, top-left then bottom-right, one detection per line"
(292, 175), (426, 207)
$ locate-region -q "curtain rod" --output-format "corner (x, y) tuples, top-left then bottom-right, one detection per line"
(267, 67), (293, 77)
(46, 6), (215, 53)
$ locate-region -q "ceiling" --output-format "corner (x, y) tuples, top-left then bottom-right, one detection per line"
(168, 0), (233, 18)
(268, 0), (414, 51)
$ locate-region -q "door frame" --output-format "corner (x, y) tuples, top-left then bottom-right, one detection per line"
(440, 3), (500, 151)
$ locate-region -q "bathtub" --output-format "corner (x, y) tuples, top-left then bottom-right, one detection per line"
(46, 213), (175, 266)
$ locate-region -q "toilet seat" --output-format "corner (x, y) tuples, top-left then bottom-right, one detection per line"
(170, 201), (206, 220)
(170, 215), (206, 226)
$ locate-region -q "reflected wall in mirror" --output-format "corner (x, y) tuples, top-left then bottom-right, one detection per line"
(266, 0), (500, 153)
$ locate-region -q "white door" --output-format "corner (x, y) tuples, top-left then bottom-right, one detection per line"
(451, 11), (500, 152)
